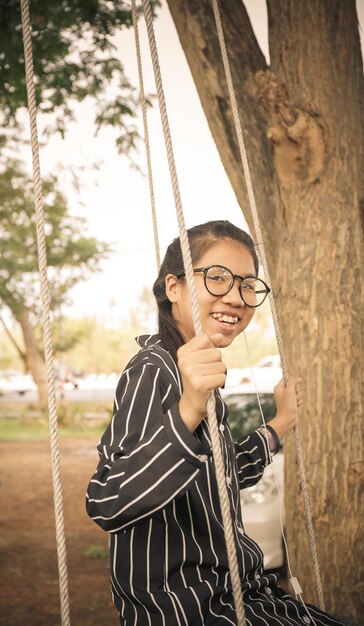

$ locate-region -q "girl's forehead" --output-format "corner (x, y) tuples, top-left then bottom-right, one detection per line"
(197, 240), (255, 271)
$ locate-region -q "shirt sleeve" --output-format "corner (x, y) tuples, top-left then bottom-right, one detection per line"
(234, 429), (272, 489)
(85, 360), (211, 533)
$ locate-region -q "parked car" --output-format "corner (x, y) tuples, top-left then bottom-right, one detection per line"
(221, 383), (285, 572)
(0, 369), (37, 396)
(226, 354), (282, 389)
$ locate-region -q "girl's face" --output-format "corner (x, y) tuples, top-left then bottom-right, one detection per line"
(166, 239), (257, 347)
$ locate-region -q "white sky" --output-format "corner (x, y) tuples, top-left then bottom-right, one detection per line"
(34, 0), (363, 326)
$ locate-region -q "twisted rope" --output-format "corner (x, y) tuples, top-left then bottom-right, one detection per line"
(210, 0), (325, 610)
(131, 0), (161, 271)
(141, 1), (246, 623)
(20, 1), (71, 624)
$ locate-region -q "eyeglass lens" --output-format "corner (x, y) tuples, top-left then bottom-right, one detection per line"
(204, 266), (268, 307)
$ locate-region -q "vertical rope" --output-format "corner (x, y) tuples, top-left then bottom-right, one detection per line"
(131, 0), (161, 271)
(210, 0), (325, 610)
(141, 1), (246, 623)
(20, 1), (71, 624)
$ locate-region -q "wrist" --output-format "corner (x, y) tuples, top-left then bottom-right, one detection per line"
(178, 397), (206, 433)
(258, 424), (281, 454)
(268, 414), (290, 439)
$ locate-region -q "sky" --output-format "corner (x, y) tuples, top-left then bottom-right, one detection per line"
(31, 0), (364, 326)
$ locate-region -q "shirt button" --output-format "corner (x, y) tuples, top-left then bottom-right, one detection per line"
(198, 454), (208, 463)
(220, 424), (225, 432)
(266, 588), (272, 595)
(226, 476), (232, 485)
(303, 617), (311, 624)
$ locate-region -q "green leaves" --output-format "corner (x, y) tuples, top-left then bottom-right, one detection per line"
(0, 159), (111, 315)
(0, 0), (159, 150)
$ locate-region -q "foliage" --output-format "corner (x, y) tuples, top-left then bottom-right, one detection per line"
(52, 315), (96, 355)
(84, 544), (109, 559)
(63, 316), (140, 373)
(0, 0), (159, 152)
(128, 285), (157, 333)
(0, 158), (110, 318)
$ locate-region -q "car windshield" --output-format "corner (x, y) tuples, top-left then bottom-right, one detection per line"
(224, 393), (276, 439)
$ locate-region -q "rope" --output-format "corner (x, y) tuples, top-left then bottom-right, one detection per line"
(20, 1), (71, 624)
(141, 1), (246, 623)
(131, 0), (161, 271)
(210, 0), (325, 611)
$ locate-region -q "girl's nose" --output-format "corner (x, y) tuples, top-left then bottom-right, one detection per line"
(221, 280), (243, 305)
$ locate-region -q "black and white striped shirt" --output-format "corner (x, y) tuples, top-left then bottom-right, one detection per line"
(86, 335), (345, 626)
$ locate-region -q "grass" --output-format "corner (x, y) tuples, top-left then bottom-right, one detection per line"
(0, 417), (107, 441)
(0, 418), (106, 441)
(0, 401), (111, 441)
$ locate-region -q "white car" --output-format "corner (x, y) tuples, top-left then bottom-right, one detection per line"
(221, 383), (286, 572)
(226, 354), (282, 389)
(0, 369), (37, 396)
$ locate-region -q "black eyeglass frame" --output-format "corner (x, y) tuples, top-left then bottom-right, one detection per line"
(177, 264), (271, 308)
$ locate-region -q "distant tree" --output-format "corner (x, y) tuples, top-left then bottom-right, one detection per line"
(0, 0), (158, 156)
(128, 286), (157, 334)
(0, 159), (110, 407)
(61, 316), (141, 374)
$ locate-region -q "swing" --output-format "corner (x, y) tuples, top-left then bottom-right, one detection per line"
(20, 1), (324, 624)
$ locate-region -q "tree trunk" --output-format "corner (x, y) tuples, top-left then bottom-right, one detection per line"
(166, 0), (364, 621)
(14, 310), (47, 409)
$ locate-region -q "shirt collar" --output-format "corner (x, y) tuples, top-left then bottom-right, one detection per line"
(135, 334), (162, 349)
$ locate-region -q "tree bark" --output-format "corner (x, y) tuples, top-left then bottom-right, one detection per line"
(166, 0), (364, 620)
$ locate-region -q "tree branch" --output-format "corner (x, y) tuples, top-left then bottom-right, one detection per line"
(0, 313), (26, 364)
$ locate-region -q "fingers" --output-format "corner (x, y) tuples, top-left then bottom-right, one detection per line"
(178, 332), (224, 354)
(177, 332), (227, 392)
(177, 333), (224, 368)
(274, 376), (303, 407)
(271, 375), (303, 438)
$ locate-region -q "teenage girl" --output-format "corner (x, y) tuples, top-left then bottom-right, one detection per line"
(86, 220), (347, 626)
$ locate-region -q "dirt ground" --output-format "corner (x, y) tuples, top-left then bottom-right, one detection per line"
(0, 435), (117, 626)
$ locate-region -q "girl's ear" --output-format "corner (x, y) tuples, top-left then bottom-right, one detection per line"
(165, 274), (180, 303)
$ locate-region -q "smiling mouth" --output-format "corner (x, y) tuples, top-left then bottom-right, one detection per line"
(211, 313), (239, 325)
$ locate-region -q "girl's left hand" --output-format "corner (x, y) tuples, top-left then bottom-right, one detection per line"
(268, 376), (302, 439)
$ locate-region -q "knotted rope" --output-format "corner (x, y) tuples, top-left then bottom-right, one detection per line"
(211, 0), (325, 610)
(20, 1), (71, 624)
(140, 1), (246, 623)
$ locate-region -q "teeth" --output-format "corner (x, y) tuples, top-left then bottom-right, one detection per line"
(211, 313), (239, 324)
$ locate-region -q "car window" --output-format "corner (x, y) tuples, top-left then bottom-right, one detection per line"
(224, 393), (276, 439)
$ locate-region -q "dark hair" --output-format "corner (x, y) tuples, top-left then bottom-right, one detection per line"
(152, 220), (259, 360)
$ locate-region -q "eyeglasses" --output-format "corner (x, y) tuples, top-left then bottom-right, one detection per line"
(178, 265), (271, 308)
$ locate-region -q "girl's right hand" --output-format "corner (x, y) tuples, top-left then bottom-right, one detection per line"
(177, 333), (227, 433)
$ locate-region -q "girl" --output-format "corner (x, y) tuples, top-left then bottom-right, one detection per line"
(86, 221), (346, 626)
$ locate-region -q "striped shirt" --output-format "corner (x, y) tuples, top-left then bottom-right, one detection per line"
(86, 335), (345, 626)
